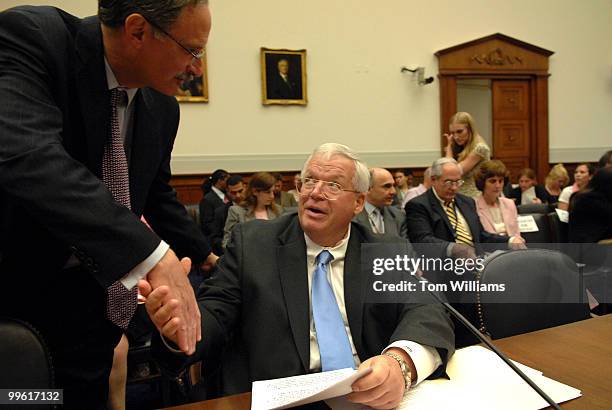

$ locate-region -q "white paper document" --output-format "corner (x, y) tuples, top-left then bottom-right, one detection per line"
(397, 346), (581, 410)
(251, 346), (581, 410)
(518, 215), (540, 232)
(251, 367), (371, 410)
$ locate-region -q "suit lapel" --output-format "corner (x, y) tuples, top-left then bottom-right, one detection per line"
(74, 16), (110, 177)
(276, 218), (310, 371)
(383, 207), (399, 236)
(455, 195), (480, 242)
(343, 224), (366, 360)
(428, 190), (454, 237)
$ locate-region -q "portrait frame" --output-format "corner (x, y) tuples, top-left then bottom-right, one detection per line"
(261, 48), (307, 106)
(175, 52), (209, 102)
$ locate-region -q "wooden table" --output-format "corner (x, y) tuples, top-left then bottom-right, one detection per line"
(164, 315), (612, 410)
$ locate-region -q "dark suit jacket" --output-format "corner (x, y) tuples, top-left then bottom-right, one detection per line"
(268, 73), (301, 99)
(405, 189), (508, 258)
(354, 206), (408, 238)
(569, 191), (612, 243)
(159, 213), (454, 395)
(208, 202), (232, 255)
(0, 5), (210, 394)
(199, 190), (225, 236)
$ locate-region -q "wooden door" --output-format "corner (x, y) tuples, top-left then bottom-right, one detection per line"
(492, 80), (530, 182)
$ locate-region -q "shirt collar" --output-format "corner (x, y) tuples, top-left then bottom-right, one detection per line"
(364, 201), (380, 216)
(432, 186), (453, 206)
(211, 186), (226, 200)
(104, 57), (138, 106)
(304, 225), (351, 266)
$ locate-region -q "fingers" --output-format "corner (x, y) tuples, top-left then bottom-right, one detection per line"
(348, 356), (405, 409)
(138, 279), (152, 298)
(180, 256), (192, 275)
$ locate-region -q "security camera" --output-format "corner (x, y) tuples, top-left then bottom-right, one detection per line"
(400, 66), (434, 86)
(422, 76), (434, 85)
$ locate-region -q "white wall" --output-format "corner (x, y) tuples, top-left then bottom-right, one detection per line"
(3, 0), (612, 173)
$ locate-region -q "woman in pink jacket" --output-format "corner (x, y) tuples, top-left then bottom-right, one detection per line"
(474, 160), (521, 238)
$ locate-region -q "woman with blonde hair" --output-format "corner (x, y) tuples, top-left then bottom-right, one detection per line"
(444, 112), (491, 197)
(222, 172), (283, 248)
(543, 163), (569, 204)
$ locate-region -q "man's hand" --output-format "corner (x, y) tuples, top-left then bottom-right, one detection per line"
(450, 243), (477, 260)
(347, 350), (412, 409)
(200, 252), (219, 272)
(144, 249), (201, 355)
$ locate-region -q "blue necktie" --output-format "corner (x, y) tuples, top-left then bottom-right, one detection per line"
(312, 250), (355, 371)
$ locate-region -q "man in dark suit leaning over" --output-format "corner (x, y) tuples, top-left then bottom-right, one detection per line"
(143, 143), (455, 408)
(354, 167), (408, 238)
(0, 1), (216, 407)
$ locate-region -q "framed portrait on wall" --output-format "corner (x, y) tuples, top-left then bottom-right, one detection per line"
(261, 48), (307, 105)
(175, 52), (209, 102)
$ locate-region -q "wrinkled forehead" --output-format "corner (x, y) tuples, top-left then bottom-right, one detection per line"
(304, 154), (355, 183)
(440, 163), (461, 178)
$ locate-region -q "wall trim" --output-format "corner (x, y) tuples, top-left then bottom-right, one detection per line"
(170, 150), (441, 175)
(170, 146), (609, 175)
(549, 147), (608, 164)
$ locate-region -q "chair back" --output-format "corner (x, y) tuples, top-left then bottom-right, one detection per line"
(520, 213), (552, 244)
(0, 318), (54, 409)
(479, 249), (590, 339)
(547, 211), (568, 243)
(517, 203), (554, 214)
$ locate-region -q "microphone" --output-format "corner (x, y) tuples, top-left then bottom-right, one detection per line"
(413, 275), (563, 410)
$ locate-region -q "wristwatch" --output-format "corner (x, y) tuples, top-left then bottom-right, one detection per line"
(384, 351), (412, 389)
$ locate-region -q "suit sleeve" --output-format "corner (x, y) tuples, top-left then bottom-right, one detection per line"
(0, 8), (159, 286)
(404, 200), (449, 258)
(222, 206), (241, 249)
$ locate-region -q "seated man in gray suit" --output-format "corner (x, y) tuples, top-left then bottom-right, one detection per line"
(354, 167), (408, 238)
(143, 143), (454, 408)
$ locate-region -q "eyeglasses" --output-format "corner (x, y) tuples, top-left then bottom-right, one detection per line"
(296, 177), (360, 200)
(442, 179), (465, 188)
(143, 16), (205, 65)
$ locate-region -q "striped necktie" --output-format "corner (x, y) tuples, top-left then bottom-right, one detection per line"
(443, 200), (474, 246)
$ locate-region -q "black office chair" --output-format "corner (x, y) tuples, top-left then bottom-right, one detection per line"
(547, 211), (568, 243)
(478, 249), (590, 339)
(520, 213), (553, 244)
(0, 318), (55, 410)
(517, 203), (554, 214)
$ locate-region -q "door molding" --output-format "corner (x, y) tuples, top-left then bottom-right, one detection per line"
(435, 33), (554, 180)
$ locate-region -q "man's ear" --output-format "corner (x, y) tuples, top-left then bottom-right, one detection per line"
(353, 193), (366, 216)
(124, 13), (149, 48)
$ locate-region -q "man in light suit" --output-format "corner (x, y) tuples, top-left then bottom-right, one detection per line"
(0, 1), (215, 407)
(354, 168), (407, 238)
(144, 143), (454, 408)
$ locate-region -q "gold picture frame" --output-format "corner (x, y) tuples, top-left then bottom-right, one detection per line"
(261, 48), (307, 105)
(175, 52), (209, 102)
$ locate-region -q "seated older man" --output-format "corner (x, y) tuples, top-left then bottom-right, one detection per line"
(143, 143), (454, 408)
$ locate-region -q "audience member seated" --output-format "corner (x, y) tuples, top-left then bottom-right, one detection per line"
(146, 143), (455, 408)
(286, 172), (301, 203)
(392, 168), (413, 207)
(354, 168), (407, 237)
(541, 163), (569, 205)
(401, 167), (432, 208)
(405, 157), (525, 346)
(558, 163), (595, 211)
(208, 176), (245, 255)
(199, 169), (229, 236)
(222, 172), (283, 248)
(272, 172), (299, 208)
(568, 167), (612, 243)
(474, 160), (522, 238)
(507, 168), (549, 205)
(443, 112), (491, 198)
(598, 150), (612, 169)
